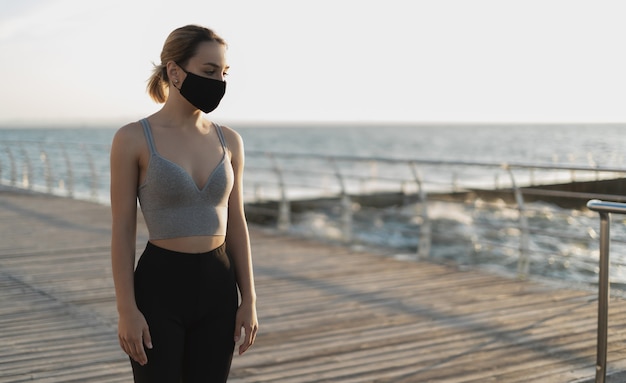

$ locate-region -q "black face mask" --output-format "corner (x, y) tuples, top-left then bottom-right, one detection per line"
(176, 66), (226, 113)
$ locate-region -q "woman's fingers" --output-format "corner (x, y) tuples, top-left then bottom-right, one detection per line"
(119, 332), (149, 365)
(118, 311), (151, 365)
(131, 339), (148, 365)
(234, 302), (258, 355)
(238, 321), (258, 355)
(142, 327), (153, 350)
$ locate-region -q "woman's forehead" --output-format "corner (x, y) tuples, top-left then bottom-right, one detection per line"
(192, 41), (227, 62)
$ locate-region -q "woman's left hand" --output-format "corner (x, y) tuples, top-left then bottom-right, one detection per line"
(234, 300), (258, 355)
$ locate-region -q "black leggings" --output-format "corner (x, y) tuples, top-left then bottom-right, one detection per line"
(131, 241), (238, 383)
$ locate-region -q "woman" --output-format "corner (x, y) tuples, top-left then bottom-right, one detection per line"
(110, 25), (258, 382)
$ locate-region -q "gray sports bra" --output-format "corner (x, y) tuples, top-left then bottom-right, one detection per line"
(137, 118), (234, 240)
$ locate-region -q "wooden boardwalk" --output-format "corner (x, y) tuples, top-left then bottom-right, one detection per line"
(3, 190), (626, 382)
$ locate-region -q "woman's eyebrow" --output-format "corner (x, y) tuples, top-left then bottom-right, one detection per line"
(203, 62), (230, 71)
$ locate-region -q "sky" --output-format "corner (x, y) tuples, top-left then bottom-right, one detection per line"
(1, 0), (626, 126)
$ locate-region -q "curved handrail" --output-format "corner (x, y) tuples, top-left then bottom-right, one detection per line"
(3, 139), (626, 283)
(586, 199), (626, 383)
(587, 199), (626, 214)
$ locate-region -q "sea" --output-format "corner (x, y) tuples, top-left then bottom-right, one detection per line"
(2, 122), (625, 165)
(2, 122), (626, 289)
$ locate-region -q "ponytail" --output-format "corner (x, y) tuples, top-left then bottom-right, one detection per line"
(147, 63), (168, 103)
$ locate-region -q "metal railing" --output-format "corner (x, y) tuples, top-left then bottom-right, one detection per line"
(0, 140), (109, 202)
(586, 200), (626, 383)
(243, 151), (626, 279)
(3, 140), (626, 284)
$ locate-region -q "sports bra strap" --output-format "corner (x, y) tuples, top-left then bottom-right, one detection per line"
(140, 118), (157, 155)
(141, 118), (226, 153)
(214, 123), (228, 151)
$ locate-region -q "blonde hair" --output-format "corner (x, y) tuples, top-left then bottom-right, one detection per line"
(147, 25), (226, 103)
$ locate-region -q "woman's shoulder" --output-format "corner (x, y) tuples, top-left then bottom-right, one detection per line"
(111, 120), (145, 151)
(116, 120), (144, 136)
(211, 122), (244, 162)
(214, 123), (243, 147)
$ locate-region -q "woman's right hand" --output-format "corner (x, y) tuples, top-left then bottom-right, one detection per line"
(118, 308), (152, 366)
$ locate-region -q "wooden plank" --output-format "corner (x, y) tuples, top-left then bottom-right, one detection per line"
(2, 190), (626, 382)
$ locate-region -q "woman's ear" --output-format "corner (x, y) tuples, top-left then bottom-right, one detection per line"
(166, 61), (182, 86)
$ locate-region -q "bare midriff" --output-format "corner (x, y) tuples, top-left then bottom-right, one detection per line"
(150, 235), (226, 254)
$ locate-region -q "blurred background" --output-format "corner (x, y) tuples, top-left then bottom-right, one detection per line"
(2, 0), (626, 125)
(3, 0), (626, 290)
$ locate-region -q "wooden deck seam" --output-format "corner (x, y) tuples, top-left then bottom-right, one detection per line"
(4, 192), (626, 382)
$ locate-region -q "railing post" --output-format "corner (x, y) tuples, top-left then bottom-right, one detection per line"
(339, 193), (352, 243)
(5, 147), (16, 186)
(330, 157), (352, 244)
(82, 144), (98, 201)
(19, 145), (33, 190)
(504, 164), (530, 279)
(595, 210), (610, 383)
(60, 143), (74, 197)
(268, 153), (290, 231)
(585, 199), (626, 383)
(409, 161), (430, 259)
(39, 145), (54, 194)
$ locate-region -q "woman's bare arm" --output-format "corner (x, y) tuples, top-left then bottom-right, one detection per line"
(110, 123), (152, 365)
(223, 126), (258, 355)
